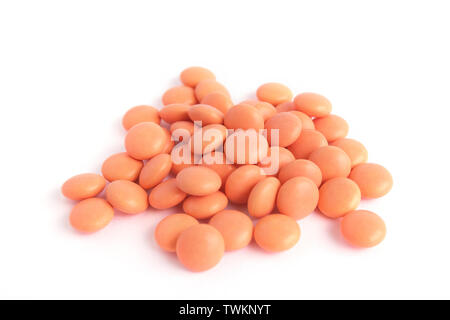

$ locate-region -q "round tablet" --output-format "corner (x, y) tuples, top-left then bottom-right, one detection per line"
(254, 214), (300, 252)
(259, 146), (295, 176)
(162, 85), (197, 105)
(293, 92), (332, 117)
(69, 198), (114, 233)
(170, 145), (197, 175)
(265, 112), (302, 147)
(248, 177), (281, 218)
(209, 210), (253, 251)
(124, 122), (166, 160)
(183, 191), (229, 220)
(225, 164), (265, 204)
(330, 138), (368, 167)
(160, 127), (175, 154)
(288, 129), (328, 159)
(122, 105), (160, 130)
(200, 151), (236, 185)
(155, 214), (199, 252)
(278, 159), (322, 186)
(341, 210), (386, 248)
(148, 178), (187, 209)
(138, 153), (172, 189)
(313, 114), (349, 142)
(189, 124), (227, 154)
(289, 111), (315, 130)
(180, 66), (215, 87)
(252, 101), (277, 120)
(277, 177), (319, 220)
(256, 83), (293, 105)
(200, 92), (233, 114)
(188, 104), (224, 125)
(224, 130), (269, 165)
(102, 152), (143, 182)
(176, 166), (222, 196)
(105, 180), (148, 214)
(349, 163), (393, 198)
(170, 121), (195, 141)
(176, 224), (225, 272)
(308, 146), (351, 181)
(224, 104), (265, 131)
(276, 101), (296, 113)
(318, 177), (361, 218)
(159, 104), (190, 123)
(62, 173), (106, 201)
(195, 79), (230, 101)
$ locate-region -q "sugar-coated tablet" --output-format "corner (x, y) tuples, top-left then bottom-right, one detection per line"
(102, 152), (143, 182)
(341, 210), (386, 248)
(288, 129), (328, 159)
(313, 114), (349, 142)
(180, 67), (215, 87)
(155, 213), (199, 252)
(160, 104), (191, 123)
(308, 146), (351, 181)
(224, 104), (264, 130)
(188, 104), (224, 125)
(176, 166), (222, 196)
(183, 191), (228, 220)
(148, 178), (187, 209)
(105, 180), (148, 214)
(278, 159), (322, 186)
(330, 138), (368, 167)
(225, 164), (265, 204)
(265, 112), (302, 147)
(200, 92), (233, 114)
(293, 92), (332, 117)
(124, 122), (166, 160)
(162, 85), (197, 105)
(62, 173), (106, 201)
(257, 83), (293, 105)
(277, 177), (319, 220)
(209, 210), (253, 251)
(139, 153), (172, 189)
(254, 214), (300, 252)
(122, 105), (160, 130)
(349, 163), (393, 198)
(224, 130), (269, 165)
(318, 177), (361, 218)
(195, 79), (230, 101)
(248, 177), (280, 218)
(70, 198), (114, 233)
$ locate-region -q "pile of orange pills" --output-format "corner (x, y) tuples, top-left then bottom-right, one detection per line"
(62, 66), (393, 272)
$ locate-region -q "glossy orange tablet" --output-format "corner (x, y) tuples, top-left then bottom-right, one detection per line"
(200, 92), (233, 114)
(253, 101), (277, 121)
(276, 101), (296, 113)
(278, 159), (322, 186)
(224, 130), (269, 165)
(195, 79), (230, 102)
(256, 83), (293, 105)
(159, 104), (191, 123)
(308, 146), (351, 181)
(176, 166), (222, 196)
(289, 111), (315, 130)
(69, 198), (114, 233)
(162, 85), (197, 106)
(318, 177), (361, 218)
(139, 153), (172, 189)
(209, 210), (253, 251)
(155, 213), (199, 252)
(287, 129), (328, 159)
(259, 146), (295, 176)
(200, 151), (236, 185)
(224, 104), (265, 131)
(341, 210), (386, 248)
(148, 178), (187, 209)
(180, 66), (215, 87)
(190, 124), (227, 154)
(183, 191), (228, 220)
(254, 214), (300, 252)
(124, 122), (166, 160)
(101, 152), (143, 182)
(248, 177), (281, 218)
(225, 164), (265, 204)
(330, 138), (368, 167)
(293, 92), (332, 117)
(170, 121), (195, 141)
(105, 180), (148, 214)
(176, 224), (225, 272)
(265, 112), (302, 147)
(188, 104), (224, 125)
(277, 177), (319, 220)
(349, 163), (393, 198)
(170, 145), (198, 175)
(313, 114), (349, 142)
(160, 127), (175, 154)
(62, 173), (106, 201)
(122, 105), (160, 130)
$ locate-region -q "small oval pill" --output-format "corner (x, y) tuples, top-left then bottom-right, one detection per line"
(124, 122), (166, 160)
(341, 210), (386, 248)
(254, 214), (300, 252)
(176, 166), (221, 196)
(349, 163), (393, 198)
(277, 177), (319, 220)
(209, 210), (253, 251)
(69, 198), (114, 233)
(224, 104), (265, 131)
(200, 151), (236, 185)
(176, 224), (225, 272)
(257, 83), (293, 106)
(162, 85), (197, 106)
(265, 112), (303, 147)
(276, 101), (296, 113)
(122, 105), (160, 130)
(248, 177), (281, 218)
(200, 92), (233, 114)
(294, 92), (332, 117)
(309, 146), (351, 181)
(278, 159), (322, 186)
(160, 104), (191, 123)
(101, 152), (143, 182)
(313, 114), (349, 142)
(330, 138), (368, 167)
(253, 101), (277, 121)
(318, 177), (361, 218)
(195, 79), (230, 102)
(180, 66), (215, 87)
(225, 164), (265, 204)
(183, 191), (229, 220)
(148, 178), (187, 209)
(289, 111), (315, 130)
(139, 153), (172, 189)
(188, 104), (224, 125)
(287, 129), (328, 159)
(259, 146), (295, 176)
(154, 213), (199, 252)
(170, 145), (198, 175)
(170, 121), (195, 141)
(190, 124), (228, 154)
(224, 130), (269, 165)
(62, 173), (106, 200)
(105, 180), (148, 214)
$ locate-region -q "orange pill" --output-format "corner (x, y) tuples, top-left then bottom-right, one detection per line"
(293, 92), (332, 117)
(341, 210), (386, 248)
(176, 224), (225, 272)
(190, 124), (228, 155)
(105, 180), (148, 214)
(265, 112), (302, 147)
(170, 145), (199, 175)
(225, 164), (265, 204)
(195, 79), (230, 102)
(154, 213), (199, 252)
(349, 163), (393, 198)
(287, 129), (328, 159)
(209, 210), (253, 251)
(200, 92), (233, 114)
(176, 166), (221, 196)
(62, 173), (106, 201)
(124, 122), (166, 160)
(200, 151), (236, 185)
(309, 146), (351, 181)
(101, 152), (143, 182)
(161, 127), (175, 154)
(259, 146), (295, 176)
(313, 114), (349, 142)
(276, 101), (296, 113)
(248, 177), (281, 218)
(183, 191), (228, 220)
(289, 111), (315, 130)
(159, 104), (190, 123)
(162, 85), (197, 106)
(256, 83), (293, 106)
(69, 198), (114, 233)
(277, 177), (319, 220)
(224, 104), (264, 131)
(122, 105), (160, 130)
(188, 104), (224, 125)
(330, 138), (368, 167)
(224, 130), (269, 165)
(254, 214), (300, 252)
(253, 101), (277, 121)
(139, 153), (172, 189)
(170, 121), (195, 141)
(180, 66), (215, 87)
(318, 177), (361, 218)
(148, 178), (187, 209)
(278, 159), (322, 186)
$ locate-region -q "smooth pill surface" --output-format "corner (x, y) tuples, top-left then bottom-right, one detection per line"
(148, 178), (187, 209)
(180, 66), (215, 87)
(224, 104), (264, 131)
(341, 210), (386, 248)
(318, 177), (361, 218)
(201, 92), (233, 114)
(170, 121), (195, 141)
(162, 85), (197, 105)
(124, 122), (166, 160)
(106, 180), (148, 214)
(209, 210), (253, 251)
(313, 114), (349, 142)
(200, 151), (236, 185)
(122, 105), (160, 130)
(265, 112), (302, 147)
(277, 177), (319, 220)
(102, 152), (143, 182)
(224, 130), (269, 165)
(195, 79), (230, 101)
(259, 146), (295, 175)
(155, 214), (199, 252)
(294, 92), (332, 117)
(330, 138), (368, 167)
(176, 166), (222, 196)
(62, 173), (106, 200)
(225, 165), (265, 204)
(188, 104), (224, 125)
(170, 145), (198, 175)
(252, 101), (277, 120)
(254, 214), (300, 252)
(161, 127), (175, 154)
(248, 177), (280, 218)
(309, 146), (351, 181)
(176, 224), (225, 272)
(160, 104), (191, 123)
(288, 129), (328, 159)
(276, 101), (296, 113)
(257, 83), (293, 105)
(349, 163), (393, 198)
(190, 124), (228, 154)
(289, 111), (315, 130)
(139, 153), (172, 189)
(183, 191), (228, 220)
(278, 159), (322, 186)
(69, 198), (114, 233)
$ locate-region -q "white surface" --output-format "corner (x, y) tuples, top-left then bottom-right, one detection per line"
(1, 0), (449, 300)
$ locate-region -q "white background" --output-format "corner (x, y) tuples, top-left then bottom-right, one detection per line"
(1, 0), (449, 300)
